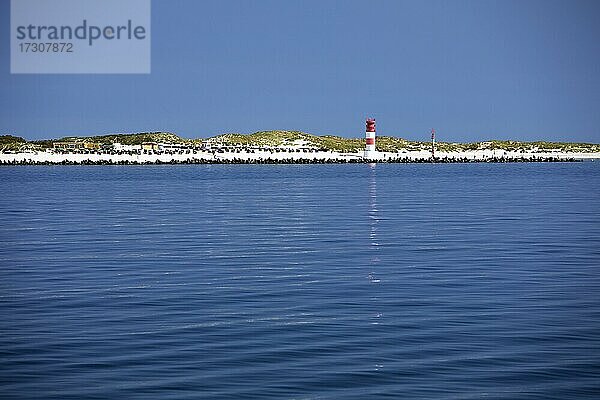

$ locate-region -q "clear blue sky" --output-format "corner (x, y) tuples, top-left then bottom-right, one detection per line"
(1, 0), (599, 142)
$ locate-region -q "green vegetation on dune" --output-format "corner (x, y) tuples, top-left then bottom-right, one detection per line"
(209, 131), (410, 152)
(310, 135), (363, 152)
(375, 136), (415, 152)
(2, 130), (599, 153)
(0, 135), (27, 150)
(406, 139), (600, 153)
(209, 131), (312, 147)
(60, 132), (185, 145)
(459, 140), (600, 152)
(0, 135), (26, 144)
(22, 132), (191, 150)
(208, 131), (366, 152)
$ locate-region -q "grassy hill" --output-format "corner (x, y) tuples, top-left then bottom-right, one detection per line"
(2, 130), (599, 153)
(207, 131), (310, 147)
(207, 131), (600, 152)
(25, 132), (194, 150)
(207, 131), (418, 152)
(57, 132), (185, 145)
(434, 140), (600, 153)
(0, 135), (28, 150)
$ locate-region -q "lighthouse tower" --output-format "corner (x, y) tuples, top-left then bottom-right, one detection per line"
(365, 118), (376, 159)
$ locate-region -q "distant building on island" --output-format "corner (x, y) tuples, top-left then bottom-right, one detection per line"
(141, 142), (159, 151)
(53, 141), (99, 150)
(113, 143), (142, 152)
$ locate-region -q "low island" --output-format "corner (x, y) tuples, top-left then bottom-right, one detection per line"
(1, 131), (599, 165)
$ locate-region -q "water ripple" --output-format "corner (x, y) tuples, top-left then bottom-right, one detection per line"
(1, 164), (599, 399)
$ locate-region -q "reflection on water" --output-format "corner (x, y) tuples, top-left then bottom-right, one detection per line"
(368, 163), (380, 282)
(367, 164), (383, 379)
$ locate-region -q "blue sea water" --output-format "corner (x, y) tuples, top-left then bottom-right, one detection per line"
(1, 163), (599, 399)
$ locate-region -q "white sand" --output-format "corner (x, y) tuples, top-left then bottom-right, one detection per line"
(1, 148), (599, 164)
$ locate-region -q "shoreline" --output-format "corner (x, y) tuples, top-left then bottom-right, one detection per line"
(1, 149), (599, 165)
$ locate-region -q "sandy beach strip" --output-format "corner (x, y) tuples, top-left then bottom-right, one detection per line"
(1, 149), (599, 164)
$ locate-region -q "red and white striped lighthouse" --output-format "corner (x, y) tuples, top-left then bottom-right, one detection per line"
(365, 118), (376, 159)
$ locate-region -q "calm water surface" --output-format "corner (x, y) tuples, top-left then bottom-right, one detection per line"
(1, 163), (599, 399)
